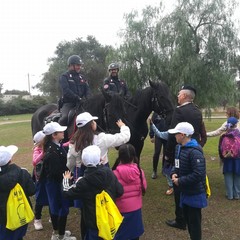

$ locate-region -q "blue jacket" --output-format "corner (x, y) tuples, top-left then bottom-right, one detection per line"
(103, 76), (130, 98)
(59, 70), (90, 104)
(171, 139), (206, 196)
(149, 112), (168, 138)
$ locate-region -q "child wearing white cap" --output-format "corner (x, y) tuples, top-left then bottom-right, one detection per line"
(67, 112), (130, 173)
(63, 145), (123, 240)
(32, 130), (49, 231)
(0, 145), (35, 240)
(66, 112), (129, 237)
(168, 122), (207, 240)
(41, 122), (76, 240)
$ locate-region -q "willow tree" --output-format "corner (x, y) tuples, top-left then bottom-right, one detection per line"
(118, 0), (240, 107)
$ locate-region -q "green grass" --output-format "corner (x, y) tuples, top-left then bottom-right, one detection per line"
(1, 115), (240, 239)
(0, 113), (32, 122)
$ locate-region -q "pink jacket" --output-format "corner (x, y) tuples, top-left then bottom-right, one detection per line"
(32, 146), (44, 166)
(113, 163), (147, 213)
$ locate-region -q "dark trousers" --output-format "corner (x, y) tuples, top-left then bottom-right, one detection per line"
(152, 138), (166, 172)
(35, 204), (51, 220)
(183, 204), (202, 240)
(51, 214), (67, 236)
(35, 203), (43, 219)
(59, 102), (75, 126)
(173, 185), (186, 227)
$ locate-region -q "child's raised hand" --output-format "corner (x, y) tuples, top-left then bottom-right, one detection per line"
(63, 170), (72, 179)
(116, 119), (125, 128)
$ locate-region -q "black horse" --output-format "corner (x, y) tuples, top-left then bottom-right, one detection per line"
(31, 80), (173, 158)
(31, 91), (125, 139)
(118, 80), (174, 158)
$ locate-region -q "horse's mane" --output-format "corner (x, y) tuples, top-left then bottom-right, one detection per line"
(108, 94), (125, 110)
(128, 85), (154, 106)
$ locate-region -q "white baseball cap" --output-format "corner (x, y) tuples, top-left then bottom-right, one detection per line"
(43, 122), (67, 135)
(33, 131), (45, 145)
(76, 112), (98, 128)
(82, 145), (101, 167)
(168, 122), (194, 136)
(0, 145), (18, 167)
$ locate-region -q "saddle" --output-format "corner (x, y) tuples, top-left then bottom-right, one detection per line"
(44, 109), (76, 126)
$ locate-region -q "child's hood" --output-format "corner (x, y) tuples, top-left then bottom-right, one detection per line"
(114, 163), (140, 184)
(0, 164), (22, 192)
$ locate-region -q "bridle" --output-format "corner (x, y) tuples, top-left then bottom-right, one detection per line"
(151, 91), (172, 119)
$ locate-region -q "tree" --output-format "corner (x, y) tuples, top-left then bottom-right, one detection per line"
(118, 0), (240, 107)
(36, 36), (113, 102)
(4, 90), (29, 95)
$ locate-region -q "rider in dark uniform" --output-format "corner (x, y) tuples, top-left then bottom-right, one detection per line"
(103, 63), (130, 98)
(58, 55), (90, 126)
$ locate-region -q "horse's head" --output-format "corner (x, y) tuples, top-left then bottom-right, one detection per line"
(101, 88), (126, 133)
(149, 80), (174, 126)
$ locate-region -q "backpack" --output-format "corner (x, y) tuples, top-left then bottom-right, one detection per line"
(219, 131), (240, 159)
(6, 183), (34, 230)
(96, 190), (123, 240)
(35, 160), (43, 181)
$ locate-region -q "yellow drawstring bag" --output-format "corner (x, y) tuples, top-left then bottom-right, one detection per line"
(96, 190), (123, 240)
(206, 175), (211, 198)
(6, 183), (34, 230)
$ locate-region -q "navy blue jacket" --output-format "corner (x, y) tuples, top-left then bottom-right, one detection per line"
(42, 142), (69, 183)
(171, 139), (206, 195)
(103, 76), (130, 97)
(59, 70), (90, 104)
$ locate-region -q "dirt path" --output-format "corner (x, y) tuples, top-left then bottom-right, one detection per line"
(0, 120), (31, 125)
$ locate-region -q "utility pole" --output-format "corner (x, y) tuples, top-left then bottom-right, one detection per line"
(27, 73), (31, 95)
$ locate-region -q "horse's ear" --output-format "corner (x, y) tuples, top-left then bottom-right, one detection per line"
(149, 80), (158, 89)
(101, 87), (112, 103)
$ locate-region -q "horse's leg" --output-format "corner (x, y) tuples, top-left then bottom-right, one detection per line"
(136, 141), (144, 160)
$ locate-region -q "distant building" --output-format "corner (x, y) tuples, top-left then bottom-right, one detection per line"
(0, 94), (33, 103)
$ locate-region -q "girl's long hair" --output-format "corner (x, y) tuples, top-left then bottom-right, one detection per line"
(70, 121), (95, 152)
(112, 144), (145, 195)
(42, 134), (53, 153)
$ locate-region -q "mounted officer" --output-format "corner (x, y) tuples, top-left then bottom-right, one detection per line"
(58, 55), (91, 126)
(103, 62), (130, 98)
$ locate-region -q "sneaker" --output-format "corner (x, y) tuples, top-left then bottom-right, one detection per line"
(49, 217), (52, 223)
(34, 219), (43, 230)
(64, 230), (71, 237)
(151, 171), (157, 179)
(51, 233), (59, 240)
(166, 188), (174, 195)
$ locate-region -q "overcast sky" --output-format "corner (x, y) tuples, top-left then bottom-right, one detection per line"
(1, 0), (238, 95)
(1, 0), (171, 94)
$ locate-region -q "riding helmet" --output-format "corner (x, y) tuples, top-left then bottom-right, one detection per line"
(67, 55), (83, 66)
(108, 62), (119, 71)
